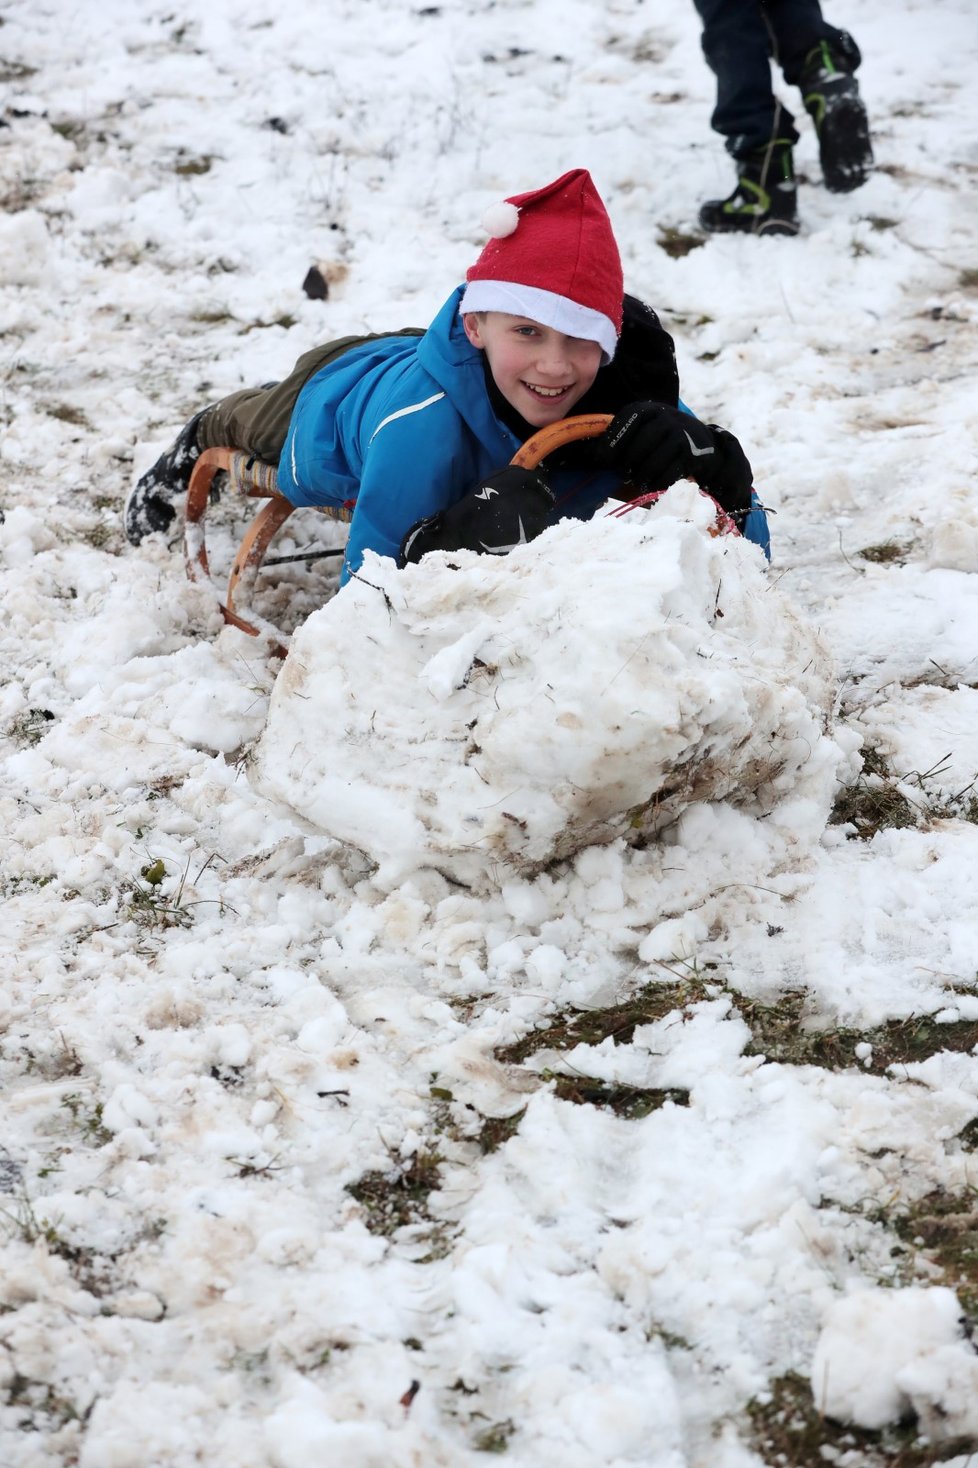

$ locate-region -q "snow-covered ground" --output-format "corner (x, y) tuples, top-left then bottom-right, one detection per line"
(2, 2), (978, 1464)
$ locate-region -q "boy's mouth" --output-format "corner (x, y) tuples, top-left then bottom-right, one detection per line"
(522, 382), (571, 399)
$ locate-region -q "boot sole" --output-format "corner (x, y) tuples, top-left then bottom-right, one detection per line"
(699, 210), (799, 238)
(815, 95), (874, 193)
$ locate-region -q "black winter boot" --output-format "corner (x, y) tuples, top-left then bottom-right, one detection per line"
(699, 141), (799, 237)
(799, 40), (873, 193)
(124, 409), (207, 544)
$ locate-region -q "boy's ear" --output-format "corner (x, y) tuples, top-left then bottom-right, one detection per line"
(462, 313), (485, 350)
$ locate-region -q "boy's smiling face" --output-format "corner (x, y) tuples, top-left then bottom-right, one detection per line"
(462, 311), (603, 428)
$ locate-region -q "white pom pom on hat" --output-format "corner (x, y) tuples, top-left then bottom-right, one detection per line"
(459, 169), (623, 365)
(481, 200), (520, 238)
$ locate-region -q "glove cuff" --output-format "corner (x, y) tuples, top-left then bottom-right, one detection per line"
(398, 512), (443, 567)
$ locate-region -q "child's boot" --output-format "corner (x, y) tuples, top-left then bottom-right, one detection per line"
(799, 39), (873, 193)
(124, 409), (207, 544)
(699, 141), (799, 237)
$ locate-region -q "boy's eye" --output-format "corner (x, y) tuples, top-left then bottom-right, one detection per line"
(514, 326), (539, 338)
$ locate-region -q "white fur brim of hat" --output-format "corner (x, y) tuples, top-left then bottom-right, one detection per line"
(459, 280), (617, 365)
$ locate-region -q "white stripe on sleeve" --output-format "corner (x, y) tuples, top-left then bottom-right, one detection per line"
(368, 392), (446, 444)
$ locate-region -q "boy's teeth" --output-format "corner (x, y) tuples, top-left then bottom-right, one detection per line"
(527, 385), (566, 397)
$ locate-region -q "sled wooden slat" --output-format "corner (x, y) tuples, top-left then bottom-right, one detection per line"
(184, 448), (354, 639)
(224, 495), (297, 634)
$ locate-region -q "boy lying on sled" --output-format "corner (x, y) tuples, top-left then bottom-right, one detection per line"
(125, 169), (769, 580)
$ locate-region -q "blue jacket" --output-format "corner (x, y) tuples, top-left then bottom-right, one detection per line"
(277, 287), (769, 581)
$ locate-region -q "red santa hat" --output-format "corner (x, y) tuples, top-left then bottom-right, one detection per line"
(460, 169), (623, 365)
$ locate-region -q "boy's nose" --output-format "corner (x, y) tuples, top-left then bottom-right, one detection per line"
(535, 345), (571, 377)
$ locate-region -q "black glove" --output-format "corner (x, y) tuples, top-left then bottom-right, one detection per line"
(398, 466), (554, 566)
(602, 402), (753, 518)
(602, 402), (717, 487)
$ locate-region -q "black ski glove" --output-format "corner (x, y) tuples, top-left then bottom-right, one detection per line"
(602, 402), (753, 518)
(603, 402), (717, 488)
(398, 466), (555, 567)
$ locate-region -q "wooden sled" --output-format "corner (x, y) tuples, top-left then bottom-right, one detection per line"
(183, 414), (615, 639)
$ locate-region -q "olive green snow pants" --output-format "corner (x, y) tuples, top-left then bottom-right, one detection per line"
(196, 330), (424, 464)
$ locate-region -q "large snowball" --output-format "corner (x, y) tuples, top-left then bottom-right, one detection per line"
(252, 486), (841, 890)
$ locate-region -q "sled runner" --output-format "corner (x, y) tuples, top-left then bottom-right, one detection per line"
(183, 447), (350, 638)
(183, 414), (739, 640)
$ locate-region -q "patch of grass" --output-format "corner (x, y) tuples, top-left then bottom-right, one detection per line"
(497, 976), (978, 1080)
(473, 1419), (516, 1453)
(547, 1074), (689, 1118)
(292, 1339), (351, 1374)
(1, 1192), (166, 1307)
(0, 180), (43, 214)
(958, 1118), (978, 1151)
(147, 773), (186, 800)
(49, 118), (85, 141)
(657, 226), (705, 258)
(0, 1191), (109, 1294)
(190, 306), (235, 325)
(858, 540), (911, 564)
(5, 1373), (84, 1434)
(239, 313), (299, 333)
(648, 1324), (693, 1350)
(832, 746), (978, 838)
(227, 1347), (272, 1382)
(1, 872), (56, 900)
(174, 153), (213, 176)
(61, 1092), (113, 1147)
(124, 855), (217, 931)
(1, 1192), (50, 1246)
(958, 267), (978, 292)
(865, 215), (899, 232)
(741, 993), (978, 1072)
(8, 707), (55, 746)
(495, 981), (707, 1065)
(475, 1110), (525, 1154)
(888, 1187), (978, 1316)
(830, 746), (919, 839)
(631, 39), (668, 64)
(18, 1031), (82, 1082)
(45, 401), (92, 429)
(427, 1087), (525, 1155)
(346, 1149), (443, 1237)
(0, 59), (37, 82)
(747, 1370), (974, 1467)
(902, 760), (978, 825)
(80, 521), (114, 549)
(126, 880), (194, 930)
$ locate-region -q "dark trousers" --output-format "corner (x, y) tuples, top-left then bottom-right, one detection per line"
(691, 0), (860, 157)
(197, 331), (424, 462)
